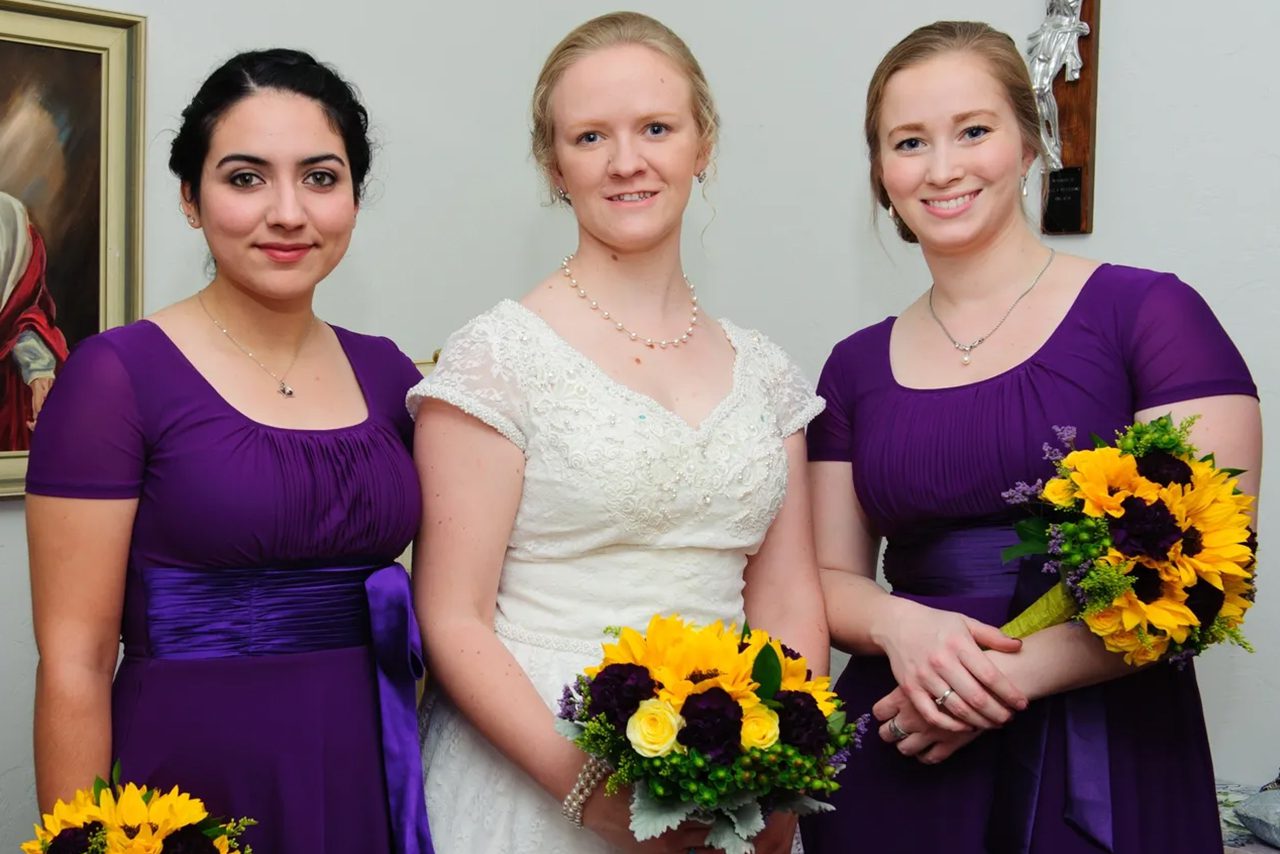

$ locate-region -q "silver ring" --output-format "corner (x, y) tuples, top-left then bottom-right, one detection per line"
(887, 717), (910, 741)
(935, 688), (955, 707)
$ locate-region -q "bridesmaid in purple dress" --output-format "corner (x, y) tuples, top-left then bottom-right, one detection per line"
(26, 50), (432, 854)
(800, 22), (1261, 854)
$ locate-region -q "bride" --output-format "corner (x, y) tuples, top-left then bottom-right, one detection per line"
(409, 12), (827, 853)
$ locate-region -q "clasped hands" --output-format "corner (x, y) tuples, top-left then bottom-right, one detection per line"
(872, 600), (1029, 764)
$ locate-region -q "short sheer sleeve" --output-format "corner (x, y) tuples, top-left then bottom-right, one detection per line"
(806, 340), (853, 462)
(26, 332), (145, 498)
(405, 304), (528, 450)
(1125, 274), (1257, 411)
(743, 326), (824, 438)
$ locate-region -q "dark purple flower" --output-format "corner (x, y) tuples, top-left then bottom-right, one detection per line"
(1001, 479), (1045, 505)
(1111, 497), (1181, 561)
(1135, 450), (1193, 487)
(588, 663), (657, 729)
(776, 690), (829, 755)
(1166, 648), (1198, 670)
(677, 687), (742, 764)
(48, 824), (102, 854)
(161, 826), (220, 854)
(1185, 580), (1226, 628)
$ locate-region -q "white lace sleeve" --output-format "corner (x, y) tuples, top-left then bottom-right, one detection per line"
(756, 333), (825, 438)
(406, 305), (528, 451)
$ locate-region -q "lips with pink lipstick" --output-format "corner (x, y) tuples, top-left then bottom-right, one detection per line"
(257, 242), (314, 263)
(922, 190), (980, 218)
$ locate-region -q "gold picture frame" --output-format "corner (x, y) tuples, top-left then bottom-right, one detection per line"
(0, 0), (144, 496)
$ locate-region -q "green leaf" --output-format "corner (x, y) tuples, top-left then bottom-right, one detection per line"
(826, 710), (847, 736)
(705, 814), (757, 854)
(111, 759), (121, 787)
(752, 643), (782, 700)
(629, 784), (696, 841)
(1220, 467), (1247, 477)
(142, 788), (155, 804)
(770, 792), (837, 816)
(553, 718), (584, 739)
(91, 775), (108, 804)
(724, 798), (766, 839)
(1091, 432), (1108, 448)
(1014, 516), (1051, 540)
(1001, 540), (1049, 563)
(739, 621), (752, 643)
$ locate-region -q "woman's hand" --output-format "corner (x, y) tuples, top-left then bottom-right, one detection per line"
(750, 810), (799, 854)
(873, 686), (983, 764)
(873, 598), (1027, 731)
(582, 786), (719, 852)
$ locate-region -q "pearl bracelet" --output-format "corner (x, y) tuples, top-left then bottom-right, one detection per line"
(561, 755), (611, 827)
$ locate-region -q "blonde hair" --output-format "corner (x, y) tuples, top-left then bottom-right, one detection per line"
(530, 11), (719, 203)
(866, 21), (1045, 243)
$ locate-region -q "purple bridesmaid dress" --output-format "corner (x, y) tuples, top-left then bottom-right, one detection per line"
(800, 266), (1255, 854)
(27, 320), (433, 854)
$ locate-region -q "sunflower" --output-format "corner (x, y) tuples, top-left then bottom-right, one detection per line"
(1060, 447), (1159, 518)
(144, 786), (209, 836)
(1159, 462), (1255, 589)
(591, 615), (758, 711)
(744, 634), (839, 717)
(20, 789), (102, 854)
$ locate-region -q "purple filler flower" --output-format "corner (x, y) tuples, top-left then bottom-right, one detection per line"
(588, 663), (657, 729)
(1043, 442), (1064, 463)
(1001, 479), (1044, 505)
(678, 687), (743, 764)
(1047, 524), (1066, 556)
(1053, 425), (1078, 447)
(558, 684), (581, 721)
(1111, 496), (1181, 561)
(776, 691), (829, 756)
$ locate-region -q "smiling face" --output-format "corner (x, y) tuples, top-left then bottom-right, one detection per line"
(183, 88), (357, 302)
(876, 51), (1034, 255)
(548, 43), (708, 255)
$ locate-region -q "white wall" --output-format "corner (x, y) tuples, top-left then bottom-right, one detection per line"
(3, 0), (1277, 842)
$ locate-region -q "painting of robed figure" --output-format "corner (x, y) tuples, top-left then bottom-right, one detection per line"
(0, 0), (143, 494)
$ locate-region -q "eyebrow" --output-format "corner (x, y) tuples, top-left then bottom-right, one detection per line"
(214, 153), (347, 169)
(887, 110), (999, 136)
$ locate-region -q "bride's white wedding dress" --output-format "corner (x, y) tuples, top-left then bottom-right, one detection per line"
(409, 300), (822, 853)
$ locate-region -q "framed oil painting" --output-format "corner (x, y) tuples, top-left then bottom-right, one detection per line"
(0, 0), (144, 496)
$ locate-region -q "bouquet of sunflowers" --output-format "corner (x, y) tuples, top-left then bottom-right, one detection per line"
(1001, 415), (1257, 665)
(555, 614), (864, 854)
(21, 763), (254, 854)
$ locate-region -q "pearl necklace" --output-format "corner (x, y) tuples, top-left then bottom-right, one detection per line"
(197, 291), (313, 397)
(561, 255), (698, 349)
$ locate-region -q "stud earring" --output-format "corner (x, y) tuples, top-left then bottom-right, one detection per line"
(696, 170), (707, 184)
(557, 187), (570, 203)
(186, 214), (197, 227)
(1021, 174), (1029, 198)
(887, 204), (897, 222)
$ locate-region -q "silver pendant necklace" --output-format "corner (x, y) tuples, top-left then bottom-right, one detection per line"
(561, 255), (698, 349)
(197, 291), (313, 397)
(927, 248), (1056, 366)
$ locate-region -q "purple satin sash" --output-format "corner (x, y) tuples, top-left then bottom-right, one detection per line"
(886, 525), (1115, 853)
(138, 563), (433, 854)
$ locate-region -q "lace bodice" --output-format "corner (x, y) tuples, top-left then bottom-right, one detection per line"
(407, 299), (823, 644)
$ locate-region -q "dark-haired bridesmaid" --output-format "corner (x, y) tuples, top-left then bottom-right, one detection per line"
(27, 49), (432, 854)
